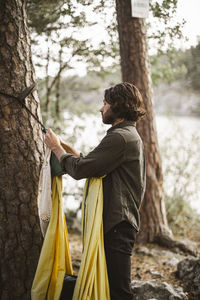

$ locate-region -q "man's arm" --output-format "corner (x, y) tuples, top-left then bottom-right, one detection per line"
(60, 132), (126, 180)
(45, 128), (126, 180)
(60, 140), (80, 157)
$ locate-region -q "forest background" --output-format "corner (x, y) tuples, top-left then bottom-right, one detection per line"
(28, 0), (200, 240)
(1, 0), (200, 299)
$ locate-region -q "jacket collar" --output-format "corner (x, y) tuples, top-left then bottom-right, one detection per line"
(107, 121), (136, 133)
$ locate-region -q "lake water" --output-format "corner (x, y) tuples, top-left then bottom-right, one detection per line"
(62, 113), (200, 214)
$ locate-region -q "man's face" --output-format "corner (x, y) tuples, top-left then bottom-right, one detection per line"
(100, 100), (116, 124)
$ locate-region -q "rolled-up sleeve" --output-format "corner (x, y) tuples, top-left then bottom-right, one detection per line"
(60, 132), (126, 180)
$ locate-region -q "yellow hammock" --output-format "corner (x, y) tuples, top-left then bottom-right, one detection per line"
(31, 176), (73, 300)
(31, 176), (110, 300)
(73, 177), (110, 300)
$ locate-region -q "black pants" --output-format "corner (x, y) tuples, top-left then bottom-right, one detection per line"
(104, 221), (137, 300)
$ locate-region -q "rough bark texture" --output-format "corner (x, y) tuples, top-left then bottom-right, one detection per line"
(115, 0), (172, 243)
(0, 1), (44, 299)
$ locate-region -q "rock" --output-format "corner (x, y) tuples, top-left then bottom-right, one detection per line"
(150, 248), (175, 258)
(135, 245), (190, 265)
(164, 257), (180, 266)
(173, 239), (198, 257)
(177, 258), (200, 297)
(135, 246), (153, 256)
(148, 269), (164, 279)
(130, 280), (188, 300)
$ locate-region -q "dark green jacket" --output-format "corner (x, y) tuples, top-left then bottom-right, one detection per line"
(60, 121), (146, 233)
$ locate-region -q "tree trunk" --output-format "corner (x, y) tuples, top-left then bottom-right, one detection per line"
(0, 1), (44, 299)
(55, 47), (62, 119)
(45, 44), (51, 113)
(115, 0), (172, 243)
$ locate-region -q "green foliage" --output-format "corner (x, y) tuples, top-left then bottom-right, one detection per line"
(27, 0), (120, 129)
(151, 0), (178, 18)
(26, 0), (65, 34)
(150, 42), (200, 96)
(148, 0), (185, 50)
(27, 0), (186, 85)
(165, 194), (200, 240)
(27, 0), (190, 129)
(181, 41), (200, 91)
(160, 120), (200, 240)
(150, 49), (187, 86)
(27, 0), (118, 72)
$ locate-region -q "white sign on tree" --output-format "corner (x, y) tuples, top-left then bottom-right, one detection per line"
(131, 0), (149, 18)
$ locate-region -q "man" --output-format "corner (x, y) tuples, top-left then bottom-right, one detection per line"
(45, 82), (146, 300)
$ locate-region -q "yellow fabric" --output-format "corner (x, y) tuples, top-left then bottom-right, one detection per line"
(31, 176), (73, 300)
(73, 177), (110, 300)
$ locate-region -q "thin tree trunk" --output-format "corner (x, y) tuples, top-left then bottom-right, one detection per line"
(0, 1), (44, 299)
(55, 47), (63, 119)
(45, 43), (51, 112)
(115, 0), (172, 243)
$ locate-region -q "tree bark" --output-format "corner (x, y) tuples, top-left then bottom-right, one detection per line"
(0, 1), (44, 299)
(115, 0), (172, 243)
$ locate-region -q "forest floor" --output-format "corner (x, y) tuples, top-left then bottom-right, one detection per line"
(68, 230), (200, 300)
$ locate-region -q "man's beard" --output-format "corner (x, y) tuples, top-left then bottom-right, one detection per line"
(102, 107), (118, 124)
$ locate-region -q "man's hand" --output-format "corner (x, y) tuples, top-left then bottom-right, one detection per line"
(45, 128), (67, 160)
(45, 128), (80, 160)
(45, 128), (61, 151)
